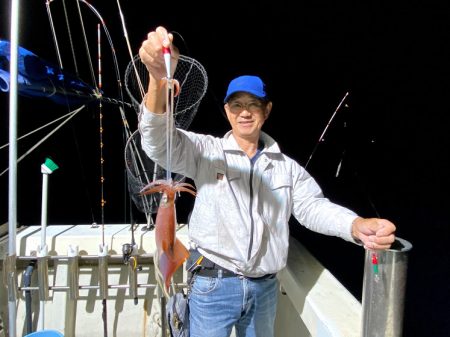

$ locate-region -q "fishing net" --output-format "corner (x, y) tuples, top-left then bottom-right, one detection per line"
(124, 129), (186, 214)
(124, 54), (208, 215)
(125, 54), (208, 129)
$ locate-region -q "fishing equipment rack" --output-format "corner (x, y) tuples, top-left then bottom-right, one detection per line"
(1, 223), (188, 336)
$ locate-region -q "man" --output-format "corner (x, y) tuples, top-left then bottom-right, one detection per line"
(138, 26), (396, 337)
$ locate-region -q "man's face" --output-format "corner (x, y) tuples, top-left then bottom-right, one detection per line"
(224, 93), (272, 141)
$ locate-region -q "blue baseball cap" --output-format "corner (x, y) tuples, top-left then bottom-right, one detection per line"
(223, 75), (267, 103)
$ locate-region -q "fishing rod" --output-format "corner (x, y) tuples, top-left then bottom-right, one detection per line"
(305, 91), (349, 169)
(114, 0), (160, 231)
(96, 23), (109, 337)
(305, 90), (381, 217)
(43, 1), (136, 335)
(304, 90), (384, 283)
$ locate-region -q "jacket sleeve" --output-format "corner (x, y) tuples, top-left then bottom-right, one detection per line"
(138, 103), (199, 179)
(291, 162), (360, 243)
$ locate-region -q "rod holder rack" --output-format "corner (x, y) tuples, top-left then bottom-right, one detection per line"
(128, 256), (139, 304)
(6, 253), (187, 295)
(67, 245), (79, 300)
(3, 254), (18, 301)
(37, 255), (49, 301)
(98, 244), (109, 300)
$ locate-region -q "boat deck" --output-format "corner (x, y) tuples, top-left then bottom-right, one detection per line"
(0, 224), (361, 337)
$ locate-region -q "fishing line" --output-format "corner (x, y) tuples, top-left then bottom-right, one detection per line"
(0, 105), (85, 177)
(44, 3), (141, 334)
(0, 109), (81, 150)
(163, 46), (175, 180)
(112, 16), (207, 328)
(48, 0), (139, 224)
(46, 0), (99, 225)
(113, 0), (154, 236)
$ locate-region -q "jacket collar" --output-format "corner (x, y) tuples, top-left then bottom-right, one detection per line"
(222, 131), (282, 154)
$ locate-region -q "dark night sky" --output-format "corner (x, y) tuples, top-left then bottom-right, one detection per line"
(1, 1), (450, 336)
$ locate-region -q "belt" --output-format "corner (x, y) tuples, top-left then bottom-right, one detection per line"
(196, 267), (276, 280)
(196, 267), (237, 278)
(188, 250), (276, 280)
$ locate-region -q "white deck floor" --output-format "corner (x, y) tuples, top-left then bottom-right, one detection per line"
(0, 224), (361, 337)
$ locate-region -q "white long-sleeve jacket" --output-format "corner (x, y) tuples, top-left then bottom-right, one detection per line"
(139, 106), (359, 277)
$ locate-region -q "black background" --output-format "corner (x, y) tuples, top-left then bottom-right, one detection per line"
(1, 1), (449, 336)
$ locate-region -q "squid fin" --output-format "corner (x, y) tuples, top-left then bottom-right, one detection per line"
(158, 238), (190, 291)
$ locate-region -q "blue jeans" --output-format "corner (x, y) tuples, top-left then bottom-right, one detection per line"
(188, 273), (279, 337)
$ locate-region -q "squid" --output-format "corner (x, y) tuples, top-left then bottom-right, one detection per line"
(140, 180), (196, 291)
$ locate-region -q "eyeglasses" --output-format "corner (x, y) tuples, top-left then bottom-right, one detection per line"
(227, 101), (265, 114)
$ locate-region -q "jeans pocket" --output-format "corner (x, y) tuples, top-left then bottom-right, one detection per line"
(191, 275), (220, 295)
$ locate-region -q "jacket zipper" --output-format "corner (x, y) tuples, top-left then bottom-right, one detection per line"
(247, 161), (255, 261)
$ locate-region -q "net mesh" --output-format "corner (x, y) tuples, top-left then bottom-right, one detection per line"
(125, 54), (208, 128)
(124, 54), (208, 215)
(124, 130), (185, 214)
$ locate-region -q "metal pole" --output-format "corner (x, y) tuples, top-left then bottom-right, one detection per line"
(361, 237), (412, 337)
(38, 158), (58, 330)
(7, 0), (20, 336)
(41, 173), (49, 248)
